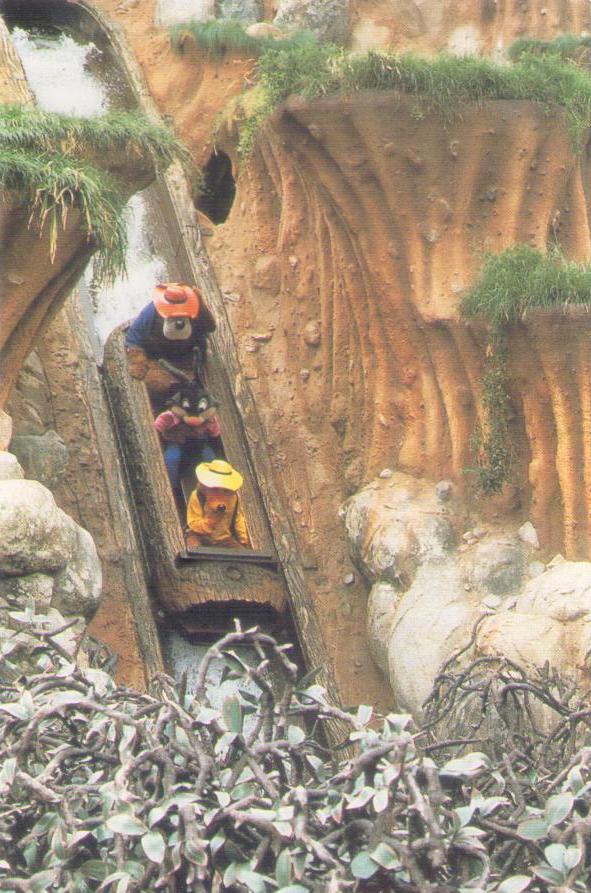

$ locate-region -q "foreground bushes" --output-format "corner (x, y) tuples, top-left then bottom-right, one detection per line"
(2, 623), (591, 891)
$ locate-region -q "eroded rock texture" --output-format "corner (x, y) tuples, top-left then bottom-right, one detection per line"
(213, 93), (591, 565)
(351, 1), (591, 55)
(343, 471), (591, 716)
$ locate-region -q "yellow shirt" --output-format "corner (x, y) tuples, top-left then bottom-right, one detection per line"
(186, 488), (250, 546)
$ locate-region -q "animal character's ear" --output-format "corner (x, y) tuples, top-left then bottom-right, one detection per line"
(166, 390), (182, 407)
(197, 392), (221, 409)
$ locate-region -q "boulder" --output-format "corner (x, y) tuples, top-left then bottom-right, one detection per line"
(10, 430), (68, 489)
(366, 581), (399, 675)
(0, 479), (77, 575)
(154, 0), (215, 27)
(516, 561), (591, 622)
(0, 572), (54, 611)
(345, 470), (591, 722)
(274, 0), (350, 43)
(342, 473), (455, 586)
(52, 524), (102, 620)
(467, 538), (525, 595)
(476, 611), (567, 676)
(0, 451), (24, 481)
(219, 0), (263, 23)
(386, 562), (480, 715)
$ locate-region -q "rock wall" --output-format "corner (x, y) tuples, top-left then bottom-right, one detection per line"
(343, 470), (591, 718)
(351, 1), (591, 55)
(212, 93), (591, 563)
(0, 451), (101, 667)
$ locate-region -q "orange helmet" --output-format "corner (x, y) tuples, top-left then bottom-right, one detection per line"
(152, 282), (200, 319)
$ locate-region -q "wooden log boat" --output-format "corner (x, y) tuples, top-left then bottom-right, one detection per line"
(102, 325), (287, 615)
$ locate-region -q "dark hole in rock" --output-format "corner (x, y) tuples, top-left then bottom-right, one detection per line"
(196, 150), (236, 224)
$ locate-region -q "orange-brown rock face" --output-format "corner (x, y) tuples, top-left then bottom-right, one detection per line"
(351, 1), (591, 55)
(210, 93), (591, 580)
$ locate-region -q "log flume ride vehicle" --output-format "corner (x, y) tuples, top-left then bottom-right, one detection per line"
(103, 325), (287, 626)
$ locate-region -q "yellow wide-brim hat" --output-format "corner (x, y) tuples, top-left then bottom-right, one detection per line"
(195, 459), (243, 491)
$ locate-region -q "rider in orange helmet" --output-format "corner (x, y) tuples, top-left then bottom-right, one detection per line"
(125, 282), (216, 398)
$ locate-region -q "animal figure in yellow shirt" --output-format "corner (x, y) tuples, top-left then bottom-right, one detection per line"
(185, 459), (251, 549)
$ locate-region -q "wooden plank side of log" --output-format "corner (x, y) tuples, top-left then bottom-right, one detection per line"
(0, 14), (34, 105)
(102, 329), (286, 614)
(65, 296), (165, 685)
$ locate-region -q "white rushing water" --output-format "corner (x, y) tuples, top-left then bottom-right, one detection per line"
(11, 25), (169, 351)
(11, 27), (107, 116)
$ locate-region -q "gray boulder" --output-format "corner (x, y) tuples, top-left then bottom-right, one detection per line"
(52, 525), (102, 620)
(467, 538), (525, 595)
(274, 0), (350, 43)
(366, 582), (399, 675)
(10, 429), (67, 489)
(386, 562), (480, 715)
(516, 561), (591, 622)
(342, 473), (455, 588)
(0, 572), (54, 611)
(219, 0), (263, 23)
(0, 452), (24, 481)
(0, 479), (77, 575)
(154, 0), (215, 27)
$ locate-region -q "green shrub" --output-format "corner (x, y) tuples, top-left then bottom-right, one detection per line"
(3, 625), (591, 891)
(169, 18), (316, 59)
(235, 44), (591, 156)
(461, 245), (591, 327)
(0, 106), (185, 283)
(508, 33), (591, 62)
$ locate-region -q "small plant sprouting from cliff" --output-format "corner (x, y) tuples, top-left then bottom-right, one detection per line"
(508, 33), (591, 63)
(468, 336), (514, 494)
(169, 18), (316, 59)
(461, 245), (591, 327)
(0, 148), (127, 283)
(234, 43), (591, 157)
(462, 245), (591, 494)
(0, 106), (186, 282)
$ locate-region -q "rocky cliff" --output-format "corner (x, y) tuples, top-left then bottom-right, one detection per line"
(6, 0), (591, 707)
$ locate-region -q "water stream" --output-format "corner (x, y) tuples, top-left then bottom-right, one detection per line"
(7, 12), (295, 695)
(10, 22), (173, 354)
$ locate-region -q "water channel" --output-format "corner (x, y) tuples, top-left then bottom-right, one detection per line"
(3, 2), (289, 696)
(6, 8), (172, 354)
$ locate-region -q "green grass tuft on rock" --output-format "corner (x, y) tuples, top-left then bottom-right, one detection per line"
(0, 106), (186, 283)
(461, 245), (591, 327)
(508, 33), (591, 62)
(234, 43), (591, 156)
(169, 18), (316, 59)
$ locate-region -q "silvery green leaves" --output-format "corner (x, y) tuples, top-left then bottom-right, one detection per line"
(3, 627), (591, 891)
